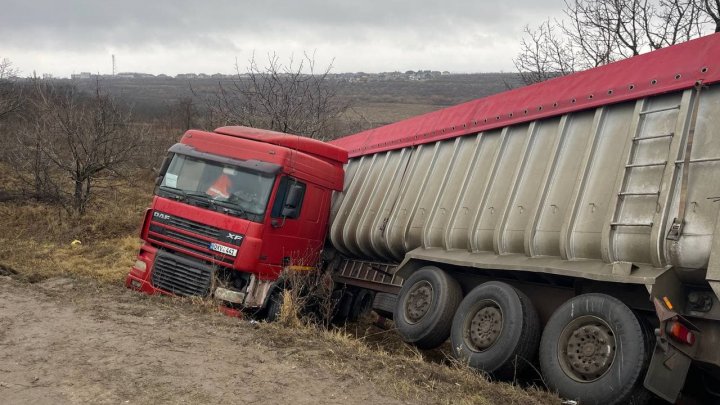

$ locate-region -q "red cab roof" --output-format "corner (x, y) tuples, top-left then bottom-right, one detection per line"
(214, 126), (348, 164)
(331, 33), (720, 158)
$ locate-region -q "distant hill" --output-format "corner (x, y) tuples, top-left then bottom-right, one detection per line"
(64, 72), (524, 135)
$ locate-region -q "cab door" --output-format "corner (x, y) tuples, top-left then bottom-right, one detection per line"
(261, 176), (329, 269)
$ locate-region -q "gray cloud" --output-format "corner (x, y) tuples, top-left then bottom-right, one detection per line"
(0, 0), (564, 76)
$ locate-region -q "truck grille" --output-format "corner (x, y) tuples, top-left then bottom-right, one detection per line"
(148, 219), (235, 266)
(158, 215), (222, 240)
(151, 253), (213, 296)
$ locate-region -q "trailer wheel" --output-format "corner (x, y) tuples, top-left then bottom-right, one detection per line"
(372, 292), (398, 319)
(450, 281), (540, 379)
(348, 288), (375, 322)
(539, 293), (651, 405)
(394, 266), (462, 349)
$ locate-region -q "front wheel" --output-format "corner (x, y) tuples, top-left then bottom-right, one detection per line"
(394, 266), (462, 349)
(264, 290), (283, 322)
(539, 293), (651, 405)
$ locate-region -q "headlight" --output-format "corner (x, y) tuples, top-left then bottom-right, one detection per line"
(133, 259), (148, 273)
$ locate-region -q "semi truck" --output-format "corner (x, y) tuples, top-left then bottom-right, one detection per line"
(125, 126), (348, 316)
(127, 33), (720, 404)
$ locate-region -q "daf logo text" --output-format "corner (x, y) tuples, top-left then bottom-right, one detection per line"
(153, 212), (170, 220)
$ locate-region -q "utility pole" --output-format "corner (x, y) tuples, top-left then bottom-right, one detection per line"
(112, 54), (116, 76)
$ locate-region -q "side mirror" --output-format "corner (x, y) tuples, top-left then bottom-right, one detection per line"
(280, 184), (303, 218)
(155, 154), (173, 186)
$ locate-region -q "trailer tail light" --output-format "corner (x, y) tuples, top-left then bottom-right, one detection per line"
(667, 321), (696, 345)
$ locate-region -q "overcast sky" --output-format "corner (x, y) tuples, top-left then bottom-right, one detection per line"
(0, 0), (565, 78)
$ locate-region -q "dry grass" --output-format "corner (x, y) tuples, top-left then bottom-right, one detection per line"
(0, 167), (558, 405)
(258, 319), (557, 405)
(0, 167), (152, 284)
(267, 272), (557, 404)
(343, 102), (443, 127)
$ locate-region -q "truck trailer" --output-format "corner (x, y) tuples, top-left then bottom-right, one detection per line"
(328, 33), (720, 404)
(127, 33), (720, 404)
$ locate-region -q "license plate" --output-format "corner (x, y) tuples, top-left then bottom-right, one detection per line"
(209, 243), (238, 257)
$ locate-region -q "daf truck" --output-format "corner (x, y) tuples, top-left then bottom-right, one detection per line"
(127, 33), (720, 404)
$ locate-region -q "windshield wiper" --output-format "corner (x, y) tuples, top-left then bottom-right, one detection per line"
(158, 185), (185, 200)
(158, 186), (211, 206)
(158, 185), (248, 218)
(211, 199), (248, 218)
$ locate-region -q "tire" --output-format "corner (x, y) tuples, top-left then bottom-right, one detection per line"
(348, 288), (375, 322)
(330, 289), (353, 325)
(264, 291), (283, 322)
(394, 266), (462, 350)
(539, 293), (651, 405)
(372, 292), (398, 319)
(450, 281), (540, 379)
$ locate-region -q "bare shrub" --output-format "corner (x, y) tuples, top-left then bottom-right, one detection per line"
(202, 52), (349, 140)
(9, 80), (149, 215)
(275, 267), (337, 328)
(0, 58), (23, 121)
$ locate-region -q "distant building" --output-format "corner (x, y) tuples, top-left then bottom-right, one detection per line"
(176, 73), (198, 79)
(70, 72), (93, 80)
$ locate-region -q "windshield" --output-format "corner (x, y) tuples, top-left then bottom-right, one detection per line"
(157, 154), (275, 222)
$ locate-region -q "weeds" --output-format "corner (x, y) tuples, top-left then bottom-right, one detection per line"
(258, 317), (557, 405)
(0, 165), (151, 284)
(275, 267), (336, 328)
(264, 267), (557, 404)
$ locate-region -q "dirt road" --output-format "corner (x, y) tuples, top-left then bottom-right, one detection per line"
(0, 276), (403, 405)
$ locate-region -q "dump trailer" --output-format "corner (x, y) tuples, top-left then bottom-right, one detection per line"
(328, 34), (720, 404)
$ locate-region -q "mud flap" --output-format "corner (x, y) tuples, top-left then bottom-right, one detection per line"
(644, 341), (691, 403)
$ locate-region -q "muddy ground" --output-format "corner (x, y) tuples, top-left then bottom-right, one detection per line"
(0, 276), (403, 405)
(0, 275), (558, 405)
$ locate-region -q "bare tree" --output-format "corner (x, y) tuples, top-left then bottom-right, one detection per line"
(515, 0), (718, 84)
(204, 52), (349, 140)
(705, 0), (720, 31)
(515, 21), (578, 84)
(18, 81), (148, 214)
(0, 58), (22, 120)
(171, 96), (197, 132)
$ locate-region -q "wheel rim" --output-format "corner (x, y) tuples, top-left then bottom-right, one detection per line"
(464, 299), (503, 352)
(404, 280), (434, 324)
(557, 315), (617, 383)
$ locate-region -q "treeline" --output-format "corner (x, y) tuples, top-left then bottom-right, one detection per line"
(0, 77), (179, 215)
(0, 54), (359, 216)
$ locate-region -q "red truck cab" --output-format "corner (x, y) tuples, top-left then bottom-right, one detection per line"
(125, 126), (347, 311)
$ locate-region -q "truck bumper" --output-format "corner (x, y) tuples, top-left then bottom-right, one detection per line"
(125, 245), (276, 311)
(125, 272), (168, 295)
(124, 243), (170, 295)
